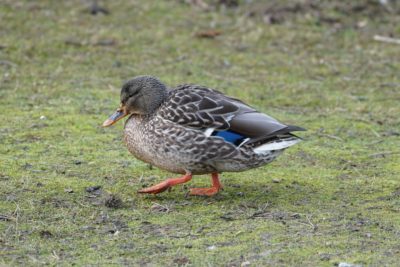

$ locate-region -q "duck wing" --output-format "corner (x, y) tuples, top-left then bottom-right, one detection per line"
(158, 84), (305, 145)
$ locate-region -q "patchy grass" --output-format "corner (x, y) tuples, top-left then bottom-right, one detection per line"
(1, 0), (399, 266)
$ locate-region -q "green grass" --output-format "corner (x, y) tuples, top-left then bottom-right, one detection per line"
(1, 0), (400, 266)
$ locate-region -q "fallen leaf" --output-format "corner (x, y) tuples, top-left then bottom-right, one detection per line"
(195, 30), (222, 38)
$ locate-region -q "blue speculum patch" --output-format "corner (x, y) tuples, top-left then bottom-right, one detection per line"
(212, 130), (246, 145)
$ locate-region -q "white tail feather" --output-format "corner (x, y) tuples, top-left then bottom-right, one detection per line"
(253, 138), (301, 154)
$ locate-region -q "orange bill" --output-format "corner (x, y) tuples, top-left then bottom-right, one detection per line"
(102, 108), (128, 127)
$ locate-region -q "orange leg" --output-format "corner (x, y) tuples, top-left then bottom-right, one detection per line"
(190, 173), (222, 196)
(138, 173), (192, 194)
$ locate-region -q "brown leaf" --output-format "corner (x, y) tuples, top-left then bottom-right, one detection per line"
(195, 30), (222, 38)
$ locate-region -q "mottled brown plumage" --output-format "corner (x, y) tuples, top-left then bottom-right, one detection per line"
(103, 75), (305, 196)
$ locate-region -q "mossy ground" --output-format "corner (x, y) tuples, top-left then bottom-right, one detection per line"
(1, 0), (399, 266)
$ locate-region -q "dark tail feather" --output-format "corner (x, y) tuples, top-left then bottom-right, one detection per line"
(246, 125), (306, 145)
(286, 125), (307, 132)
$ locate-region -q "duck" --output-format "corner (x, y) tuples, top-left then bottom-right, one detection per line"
(102, 75), (305, 196)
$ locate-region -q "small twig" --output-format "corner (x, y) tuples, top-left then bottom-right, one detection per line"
(317, 133), (343, 141)
(306, 215), (318, 232)
(0, 214), (15, 221)
(374, 35), (400, 45)
(52, 250), (60, 261)
(169, 233), (192, 238)
(370, 128), (381, 138)
(369, 151), (400, 158)
(248, 202), (270, 219)
(138, 173), (144, 183)
(11, 204), (21, 242)
(151, 202), (170, 213)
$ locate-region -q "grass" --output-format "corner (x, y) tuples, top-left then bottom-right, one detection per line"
(1, 0), (400, 266)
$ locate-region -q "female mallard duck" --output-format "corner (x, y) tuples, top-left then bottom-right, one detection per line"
(103, 75), (305, 196)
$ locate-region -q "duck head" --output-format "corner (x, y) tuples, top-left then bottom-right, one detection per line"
(102, 75), (168, 127)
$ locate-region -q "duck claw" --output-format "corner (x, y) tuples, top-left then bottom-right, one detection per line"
(189, 172), (222, 196)
(138, 181), (170, 194)
(138, 173), (192, 195)
(189, 187), (220, 196)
